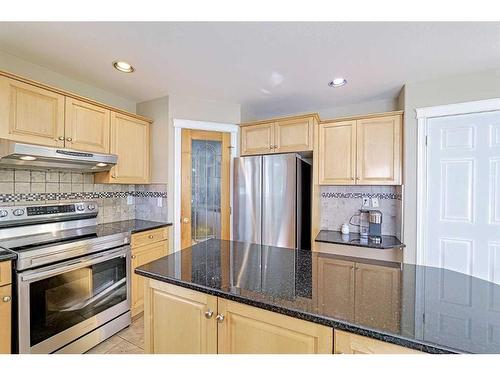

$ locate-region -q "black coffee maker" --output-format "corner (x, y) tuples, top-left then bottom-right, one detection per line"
(368, 210), (383, 241)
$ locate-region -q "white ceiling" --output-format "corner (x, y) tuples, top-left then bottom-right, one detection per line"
(0, 22), (499, 119)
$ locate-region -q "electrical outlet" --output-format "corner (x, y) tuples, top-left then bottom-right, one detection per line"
(371, 197), (379, 208)
(362, 197), (370, 207)
(157, 197), (163, 207)
(127, 196), (134, 205)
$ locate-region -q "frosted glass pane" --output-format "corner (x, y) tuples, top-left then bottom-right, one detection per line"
(191, 139), (222, 245)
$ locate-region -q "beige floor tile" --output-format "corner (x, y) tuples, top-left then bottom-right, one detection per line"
(105, 339), (144, 354)
(117, 317), (145, 349)
(85, 335), (124, 354)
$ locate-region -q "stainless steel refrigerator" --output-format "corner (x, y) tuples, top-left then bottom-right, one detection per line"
(233, 153), (311, 250)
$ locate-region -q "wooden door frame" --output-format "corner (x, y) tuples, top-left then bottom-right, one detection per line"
(173, 119), (239, 252)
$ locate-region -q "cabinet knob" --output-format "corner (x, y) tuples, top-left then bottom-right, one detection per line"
(131, 255), (136, 259)
(216, 313), (225, 323)
(148, 235), (154, 239)
(356, 177), (360, 180)
(66, 137), (73, 142)
(204, 310), (213, 319)
(2, 296), (11, 303)
(111, 174), (117, 179)
(182, 217), (190, 224)
(350, 177), (355, 180)
(58, 136), (65, 141)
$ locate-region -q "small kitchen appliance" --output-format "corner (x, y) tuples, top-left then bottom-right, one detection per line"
(368, 210), (383, 239)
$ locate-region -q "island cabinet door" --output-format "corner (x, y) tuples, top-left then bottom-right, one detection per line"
(334, 330), (423, 354)
(144, 279), (217, 354)
(217, 298), (333, 354)
(0, 284), (11, 354)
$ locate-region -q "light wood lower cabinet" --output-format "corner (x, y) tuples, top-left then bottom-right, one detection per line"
(144, 281), (333, 354)
(334, 330), (422, 354)
(144, 280), (218, 354)
(0, 261), (12, 354)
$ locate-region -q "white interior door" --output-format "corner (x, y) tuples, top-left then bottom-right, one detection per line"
(425, 110), (500, 281)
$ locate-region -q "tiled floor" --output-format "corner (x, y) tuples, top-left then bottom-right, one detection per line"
(85, 316), (145, 354)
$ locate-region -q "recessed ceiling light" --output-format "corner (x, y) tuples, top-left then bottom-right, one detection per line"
(113, 61), (135, 73)
(19, 155), (37, 161)
(96, 162), (108, 167)
(328, 78), (347, 87)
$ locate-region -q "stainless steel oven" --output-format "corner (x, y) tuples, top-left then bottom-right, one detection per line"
(17, 246), (131, 354)
(0, 201), (132, 354)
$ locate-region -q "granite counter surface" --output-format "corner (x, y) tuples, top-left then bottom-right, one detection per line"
(315, 230), (404, 249)
(0, 249), (16, 261)
(136, 239), (500, 354)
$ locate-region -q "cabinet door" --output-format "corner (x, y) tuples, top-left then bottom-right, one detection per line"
(131, 240), (169, 317)
(317, 257), (355, 321)
(334, 330), (422, 354)
(144, 280), (217, 354)
(0, 261), (11, 287)
(275, 117), (313, 152)
(64, 98), (110, 153)
(356, 115), (402, 185)
(354, 262), (401, 332)
(0, 284), (11, 354)
(217, 298), (333, 354)
(98, 112), (150, 184)
(240, 123), (274, 155)
(318, 121), (356, 184)
(0, 76), (65, 147)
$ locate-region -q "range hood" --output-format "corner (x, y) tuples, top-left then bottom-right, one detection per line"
(0, 139), (117, 172)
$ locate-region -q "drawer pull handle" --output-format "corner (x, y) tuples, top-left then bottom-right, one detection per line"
(2, 296), (11, 303)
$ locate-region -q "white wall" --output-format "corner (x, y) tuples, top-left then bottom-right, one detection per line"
(136, 97), (169, 184)
(0, 50), (136, 113)
(402, 68), (500, 263)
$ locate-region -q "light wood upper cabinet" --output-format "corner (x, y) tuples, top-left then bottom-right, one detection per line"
(354, 262), (401, 332)
(317, 257), (355, 321)
(96, 112), (150, 184)
(218, 298), (333, 354)
(318, 121), (356, 184)
(240, 122), (274, 155)
(334, 330), (422, 354)
(275, 117), (313, 152)
(317, 113), (402, 185)
(356, 115), (402, 185)
(144, 279), (217, 354)
(0, 75), (65, 147)
(131, 239), (169, 317)
(240, 114), (317, 155)
(64, 98), (110, 153)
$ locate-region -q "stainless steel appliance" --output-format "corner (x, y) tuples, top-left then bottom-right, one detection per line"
(233, 153), (311, 250)
(0, 202), (131, 354)
(368, 210), (383, 239)
(0, 139), (117, 172)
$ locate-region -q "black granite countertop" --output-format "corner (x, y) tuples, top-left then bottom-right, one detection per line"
(97, 219), (172, 236)
(315, 230), (405, 249)
(136, 239), (500, 354)
(0, 249), (16, 261)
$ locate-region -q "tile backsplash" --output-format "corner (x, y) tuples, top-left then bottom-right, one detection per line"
(320, 185), (403, 238)
(0, 169), (168, 224)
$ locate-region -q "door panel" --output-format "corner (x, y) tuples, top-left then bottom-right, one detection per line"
(131, 241), (169, 317)
(217, 298), (333, 354)
(262, 154), (296, 248)
(144, 280), (217, 354)
(318, 121), (356, 185)
(0, 284), (11, 354)
(356, 115), (402, 185)
(0, 76), (65, 147)
(233, 156), (262, 244)
(240, 123), (274, 155)
(65, 98), (110, 153)
(275, 118), (313, 152)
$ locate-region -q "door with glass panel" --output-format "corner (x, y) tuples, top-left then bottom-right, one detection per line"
(181, 129), (231, 249)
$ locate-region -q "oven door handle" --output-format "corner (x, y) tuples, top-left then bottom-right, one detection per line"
(20, 246), (130, 283)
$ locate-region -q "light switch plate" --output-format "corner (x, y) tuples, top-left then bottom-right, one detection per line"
(371, 197), (379, 208)
(127, 196), (134, 205)
(157, 197), (163, 207)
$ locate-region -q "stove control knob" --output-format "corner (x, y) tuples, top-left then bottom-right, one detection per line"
(76, 205), (85, 211)
(87, 204), (96, 211)
(0, 210), (8, 218)
(13, 208), (25, 216)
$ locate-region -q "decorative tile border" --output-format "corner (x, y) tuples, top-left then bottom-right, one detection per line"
(321, 192), (402, 200)
(0, 190), (167, 203)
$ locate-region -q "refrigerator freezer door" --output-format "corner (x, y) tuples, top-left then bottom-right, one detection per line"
(262, 154), (296, 248)
(233, 156), (262, 244)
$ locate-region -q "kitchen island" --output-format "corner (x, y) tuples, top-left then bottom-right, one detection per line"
(135, 239), (500, 354)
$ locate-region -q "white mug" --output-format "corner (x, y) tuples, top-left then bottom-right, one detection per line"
(341, 223), (350, 235)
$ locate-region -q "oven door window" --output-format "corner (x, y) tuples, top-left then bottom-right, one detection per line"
(29, 256), (127, 346)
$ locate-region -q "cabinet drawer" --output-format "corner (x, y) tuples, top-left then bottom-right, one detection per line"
(0, 261), (11, 287)
(131, 227), (168, 248)
(334, 330), (422, 354)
